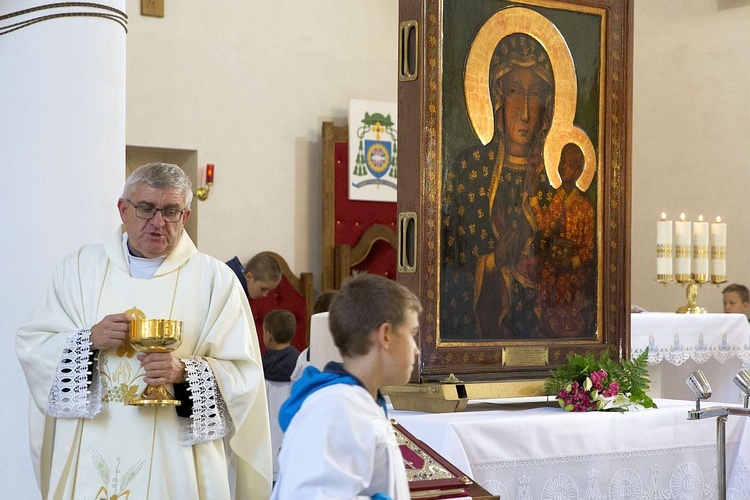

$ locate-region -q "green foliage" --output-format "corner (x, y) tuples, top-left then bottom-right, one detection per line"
(544, 348), (657, 410)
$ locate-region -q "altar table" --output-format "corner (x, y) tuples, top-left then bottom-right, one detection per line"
(631, 313), (750, 403)
(390, 399), (750, 500)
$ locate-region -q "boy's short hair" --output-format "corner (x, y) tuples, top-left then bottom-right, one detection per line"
(312, 290), (337, 315)
(722, 283), (750, 303)
(328, 274), (422, 357)
(263, 309), (297, 344)
(244, 253), (282, 282)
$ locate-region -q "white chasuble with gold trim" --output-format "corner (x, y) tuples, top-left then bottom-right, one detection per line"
(17, 229), (272, 500)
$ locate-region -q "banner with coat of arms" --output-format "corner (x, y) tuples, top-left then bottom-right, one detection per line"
(348, 99), (398, 202)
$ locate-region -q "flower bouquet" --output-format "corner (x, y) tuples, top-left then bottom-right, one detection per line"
(544, 349), (657, 412)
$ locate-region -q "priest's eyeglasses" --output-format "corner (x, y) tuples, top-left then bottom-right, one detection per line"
(127, 199), (185, 223)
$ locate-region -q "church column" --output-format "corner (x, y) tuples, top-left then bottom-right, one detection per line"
(0, 2), (127, 495)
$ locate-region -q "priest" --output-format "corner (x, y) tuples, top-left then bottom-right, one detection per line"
(17, 163), (272, 499)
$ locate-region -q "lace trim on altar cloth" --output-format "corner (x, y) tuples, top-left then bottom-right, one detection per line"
(46, 329), (102, 419)
(471, 444), (750, 500)
(179, 357), (232, 445)
(633, 332), (750, 366)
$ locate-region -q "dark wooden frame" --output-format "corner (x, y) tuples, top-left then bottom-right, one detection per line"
(322, 121), (399, 291)
(397, 0), (632, 385)
(321, 122), (348, 291)
(334, 223), (398, 289)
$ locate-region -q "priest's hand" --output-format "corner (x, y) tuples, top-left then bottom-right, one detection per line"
(90, 313), (132, 350)
(138, 352), (186, 385)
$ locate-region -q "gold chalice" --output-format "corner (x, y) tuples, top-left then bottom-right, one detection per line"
(127, 308), (184, 406)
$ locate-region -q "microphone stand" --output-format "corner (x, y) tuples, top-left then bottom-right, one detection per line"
(687, 403), (750, 500)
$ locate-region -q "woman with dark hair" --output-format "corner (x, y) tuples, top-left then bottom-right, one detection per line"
(442, 33), (555, 340)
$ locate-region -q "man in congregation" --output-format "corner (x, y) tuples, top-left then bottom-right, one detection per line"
(16, 163), (272, 499)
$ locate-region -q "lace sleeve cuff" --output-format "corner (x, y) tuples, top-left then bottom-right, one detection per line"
(46, 328), (102, 419)
(179, 357), (232, 445)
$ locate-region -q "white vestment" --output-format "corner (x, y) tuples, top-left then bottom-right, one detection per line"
(264, 380), (292, 481)
(271, 383), (410, 499)
(17, 229), (272, 499)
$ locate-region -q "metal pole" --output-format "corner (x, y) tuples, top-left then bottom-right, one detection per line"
(717, 414), (727, 500)
(686, 370), (750, 500)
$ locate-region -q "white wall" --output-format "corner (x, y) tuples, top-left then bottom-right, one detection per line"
(631, 0), (750, 313)
(125, 0), (399, 284)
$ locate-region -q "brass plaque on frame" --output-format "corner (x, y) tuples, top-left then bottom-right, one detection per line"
(502, 347), (549, 367)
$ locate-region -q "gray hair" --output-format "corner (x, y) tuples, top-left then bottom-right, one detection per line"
(122, 163), (194, 207)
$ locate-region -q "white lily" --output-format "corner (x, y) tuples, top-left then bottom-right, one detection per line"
(596, 393), (646, 412)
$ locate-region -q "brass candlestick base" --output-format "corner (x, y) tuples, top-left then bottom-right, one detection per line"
(128, 316), (184, 406)
(676, 282), (707, 314)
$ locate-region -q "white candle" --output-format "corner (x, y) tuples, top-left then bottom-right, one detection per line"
(674, 213), (691, 281)
(710, 216), (727, 282)
(656, 213), (673, 281)
(692, 215), (709, 282)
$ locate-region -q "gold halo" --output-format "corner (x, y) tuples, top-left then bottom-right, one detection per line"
(464, 7), (596, 191)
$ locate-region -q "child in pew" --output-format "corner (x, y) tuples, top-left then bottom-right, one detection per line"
(271, 274), (421, 499)
(245, 253), (283, 299)
(225, 252), (282, 299)
(262, 309), (300, 382)
(722, 283), (750, 320)
(312, 289), (337, 315)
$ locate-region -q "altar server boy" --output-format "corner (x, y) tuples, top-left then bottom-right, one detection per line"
(271, 273), (421, 499)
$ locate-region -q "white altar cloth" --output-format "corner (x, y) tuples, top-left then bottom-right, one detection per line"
(631, 313), (750, 403)
(390, 399), (750, 500)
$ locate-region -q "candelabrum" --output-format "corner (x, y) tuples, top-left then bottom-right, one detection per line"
(656, 213), (726, 314)
(670, 277), (727, 315)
